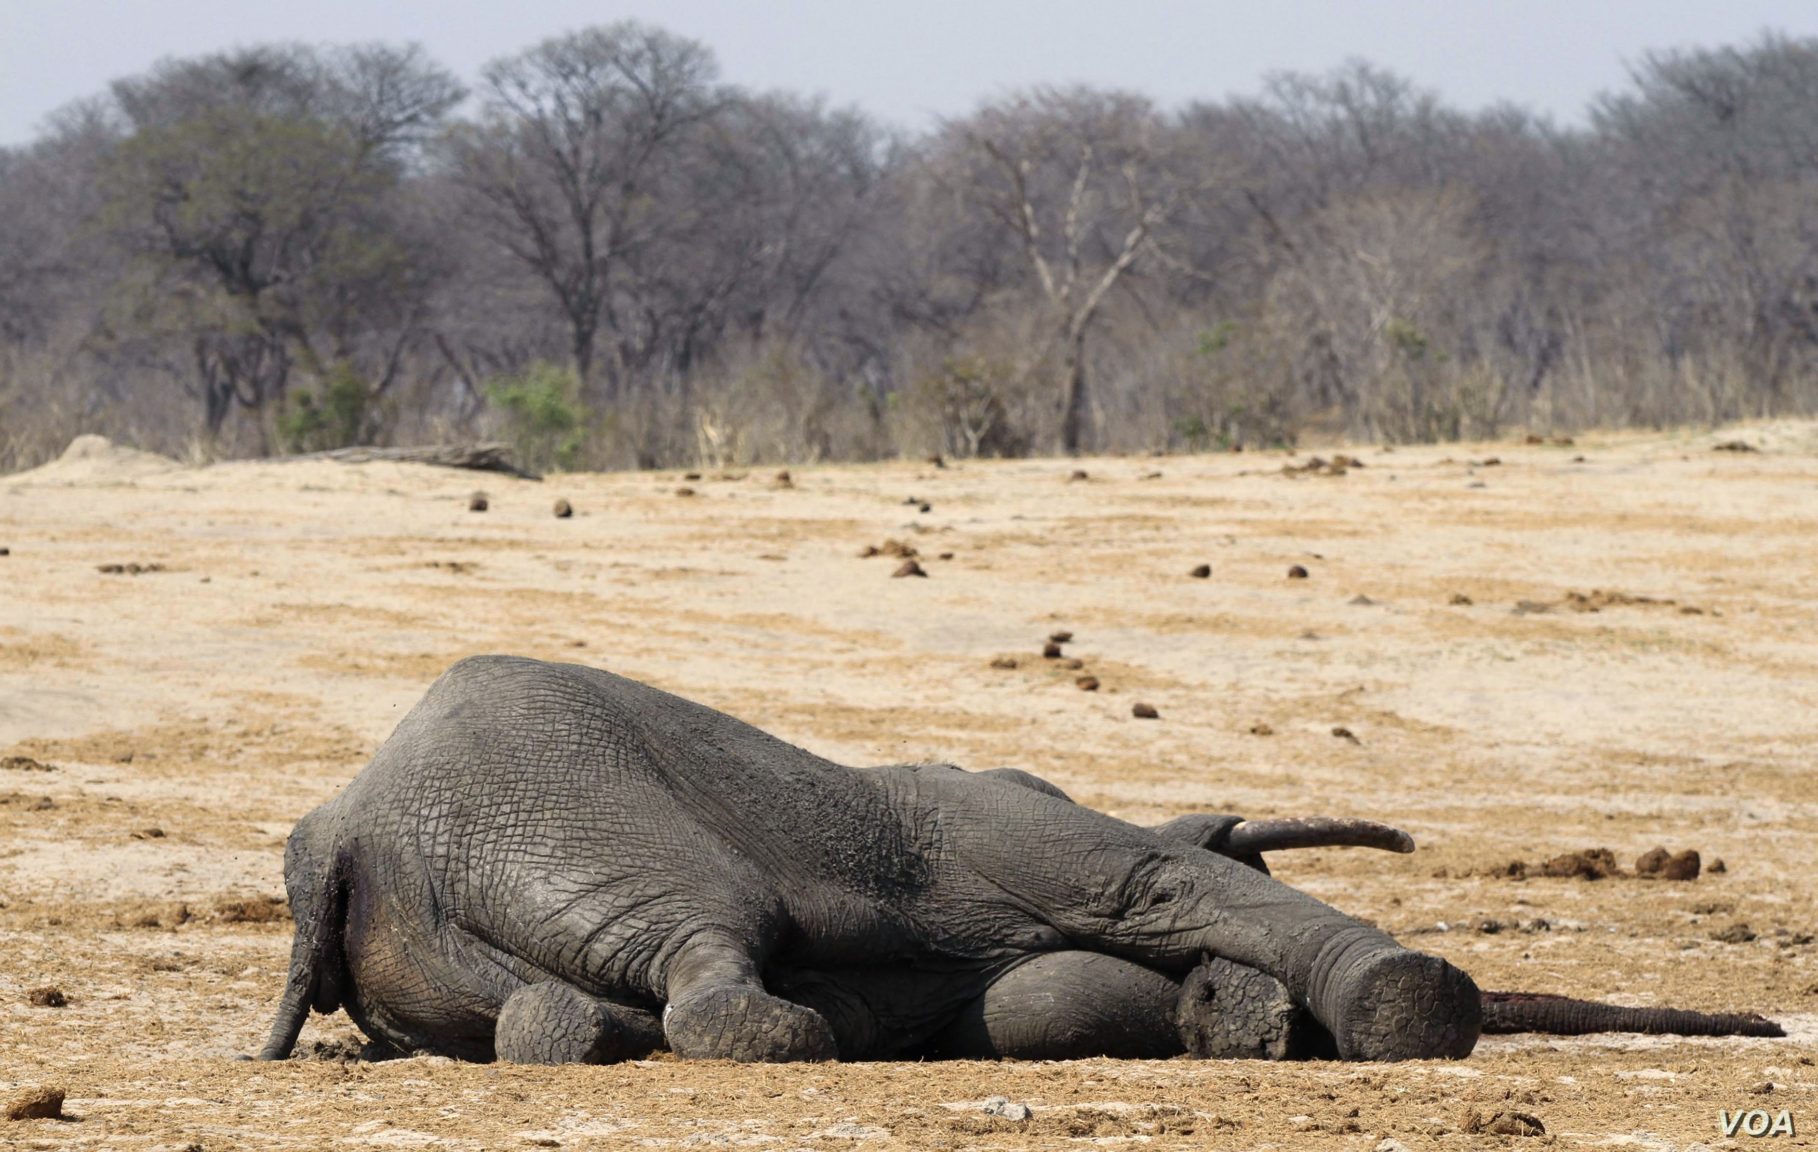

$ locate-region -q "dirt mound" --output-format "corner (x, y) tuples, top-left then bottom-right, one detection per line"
(859, 538), (919, 559)
(7, 435), (182, 486)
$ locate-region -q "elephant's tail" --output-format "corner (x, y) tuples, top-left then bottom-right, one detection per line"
(1480, 991), (1783, 1038)
(257, 828), (350, 1060)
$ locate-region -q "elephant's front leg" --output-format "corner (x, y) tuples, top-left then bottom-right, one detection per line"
(1122, 857), (1476, 1060)
(660, 932), (838, 1062)
(921, 952), (1331, 1062)
(950, 793), (1480, 1061)
(922, 951), (1185, 1060)
(1176, 956), (1334, 1060)
(1138, 861), (1475, 1060)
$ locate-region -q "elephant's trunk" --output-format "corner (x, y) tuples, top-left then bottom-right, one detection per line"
(1480, 991), (1784, 1038)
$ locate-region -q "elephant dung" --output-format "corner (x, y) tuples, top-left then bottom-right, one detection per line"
(5, 1086), (64, 1122)
(1637, 846), (1701, 881)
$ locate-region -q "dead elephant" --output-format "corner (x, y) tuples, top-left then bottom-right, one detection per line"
(259, 657), (1778, 1064)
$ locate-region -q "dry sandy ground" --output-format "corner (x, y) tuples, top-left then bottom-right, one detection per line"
(2, 427), (1815, 1150)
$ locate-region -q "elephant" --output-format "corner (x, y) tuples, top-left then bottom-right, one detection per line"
(258, 656), (1780, 1066)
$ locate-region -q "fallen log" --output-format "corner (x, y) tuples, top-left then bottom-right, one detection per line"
(289, 443), (541, 481)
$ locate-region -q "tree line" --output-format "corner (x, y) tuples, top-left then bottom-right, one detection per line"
(2, 24), (1816, 471)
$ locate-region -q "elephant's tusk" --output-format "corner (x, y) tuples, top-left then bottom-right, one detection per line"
(1224, 817), (1416, 855)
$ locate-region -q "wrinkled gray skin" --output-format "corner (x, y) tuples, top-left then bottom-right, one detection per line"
(260, 656), (1482, 1065)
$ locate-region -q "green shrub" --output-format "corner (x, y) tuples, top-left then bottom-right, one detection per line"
(1171, 414), (1212, 450)
(486, 362), (588, 472)
(279, 362), (376, 452)
(1384, 317), (1431, 361)
(1195, 321), (1238, 357)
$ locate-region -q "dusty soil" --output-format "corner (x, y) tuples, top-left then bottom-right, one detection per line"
(2, 426), (1815, 1150)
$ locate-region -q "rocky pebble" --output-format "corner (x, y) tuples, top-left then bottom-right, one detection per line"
(981, 1096), (1031, 1122)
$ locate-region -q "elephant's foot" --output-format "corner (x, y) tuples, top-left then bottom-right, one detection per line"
(1176, 956), (1332, 1060)
(495, 982), (662, 1065)
(663, 986), (837, 1062)
(1310, 937), (1480, 1061)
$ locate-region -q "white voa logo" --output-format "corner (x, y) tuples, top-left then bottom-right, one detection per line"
(1720, 1109), (1796, 1138)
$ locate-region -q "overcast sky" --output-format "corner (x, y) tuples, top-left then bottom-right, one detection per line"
(3, 0), (1815, 146)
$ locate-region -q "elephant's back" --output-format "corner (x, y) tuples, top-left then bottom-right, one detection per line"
(349, 656), (655, 804)
(337, 656), (906, 932)
(342, 655), (861, 851)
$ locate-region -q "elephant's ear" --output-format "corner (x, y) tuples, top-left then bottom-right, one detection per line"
(976, 766), (1075, 803)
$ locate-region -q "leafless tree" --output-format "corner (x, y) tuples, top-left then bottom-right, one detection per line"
(932, 89), (1193, 452)
(5, 26), (1818, 471)
(444, 23), (723, 409)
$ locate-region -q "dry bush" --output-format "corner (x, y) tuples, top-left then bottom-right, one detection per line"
(684, 344), (878, 468)
(887, 311), (1053, 458)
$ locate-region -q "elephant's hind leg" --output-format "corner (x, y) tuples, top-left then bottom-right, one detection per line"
(661, 934), (838, 1062)
(494, 982), (664, 1065)
(925, 952), (1184, 1060)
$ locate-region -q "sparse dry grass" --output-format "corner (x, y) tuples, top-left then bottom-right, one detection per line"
(1, 425), (1815, 1148)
